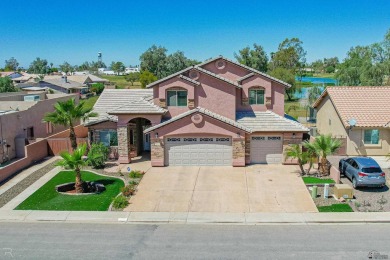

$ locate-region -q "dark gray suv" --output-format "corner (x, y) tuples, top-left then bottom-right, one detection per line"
(339, 157), (386, 189)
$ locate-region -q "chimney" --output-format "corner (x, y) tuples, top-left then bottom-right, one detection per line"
(62, 75), (68, 83)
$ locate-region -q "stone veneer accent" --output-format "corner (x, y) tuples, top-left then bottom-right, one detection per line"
(232, 138), (245, 166)
(245, 134), (251, 164)
(159, 99), (166, 108)
(151, 138), (164, 166)
(188, 99), (195, 108)
(242, 97), (249, 106)
(117, 125), (131, 163)
(266, 97), (272, 106)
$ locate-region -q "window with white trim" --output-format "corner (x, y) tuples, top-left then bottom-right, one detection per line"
(167, 90), (187, 106)
(249, 89), (265, 105)
(364, 129), (379, 145)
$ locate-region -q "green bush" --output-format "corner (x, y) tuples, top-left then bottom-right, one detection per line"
(90, 83), (105, 94)
(128, 180), (139, 185)
(121, 185), (135, 197)
(129, 170), (145, 179)
(112, 195), (129, 209)
(87, 142), (109, 169)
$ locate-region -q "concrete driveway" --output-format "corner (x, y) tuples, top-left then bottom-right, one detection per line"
(125, 164), (317, 213)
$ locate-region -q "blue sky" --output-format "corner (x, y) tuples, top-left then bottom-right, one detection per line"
(1, 0), (389, 68)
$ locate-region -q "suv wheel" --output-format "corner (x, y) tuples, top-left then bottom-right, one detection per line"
(352, 178), (358, 189)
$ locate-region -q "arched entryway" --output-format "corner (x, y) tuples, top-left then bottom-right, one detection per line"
(128, 117), (152, 158)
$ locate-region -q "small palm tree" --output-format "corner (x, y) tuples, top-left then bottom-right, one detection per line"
(56, 144), (87, 193)
(285, 144), (308, 175)
(304, 135), (342, 176)
(44, 98), (97, 151)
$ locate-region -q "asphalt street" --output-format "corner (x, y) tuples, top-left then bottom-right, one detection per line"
(0, 222), (389, 259)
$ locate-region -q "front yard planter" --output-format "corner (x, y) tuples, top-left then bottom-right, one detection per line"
(55, 181), (106, 195)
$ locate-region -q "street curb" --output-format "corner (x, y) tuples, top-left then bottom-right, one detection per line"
(1, 210), (390, 225)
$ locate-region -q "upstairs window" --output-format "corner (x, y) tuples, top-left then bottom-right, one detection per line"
(249, 89), (265, 105)
(364, 129), (379, 145)
(167, 90), (187, 107)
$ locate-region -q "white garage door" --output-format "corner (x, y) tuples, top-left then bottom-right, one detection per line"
(250, 136), (283, 164)
(165, 136), (232, 166)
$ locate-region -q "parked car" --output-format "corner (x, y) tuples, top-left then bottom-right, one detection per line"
(339, 157), (386, 189)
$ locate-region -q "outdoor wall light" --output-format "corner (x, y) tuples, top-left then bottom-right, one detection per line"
(237, 132), (241, 138)
(155, 133), (158, 138)
(292, 133), (296, 138)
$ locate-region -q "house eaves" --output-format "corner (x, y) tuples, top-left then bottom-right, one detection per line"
(144, 107), (251, 134)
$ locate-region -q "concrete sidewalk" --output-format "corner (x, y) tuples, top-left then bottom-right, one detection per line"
(1, 210), (390, 225)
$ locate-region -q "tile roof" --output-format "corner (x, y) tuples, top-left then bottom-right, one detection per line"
(313, 86), (390, 128)
(68, 75), (108, 83)
(42, 78), (85, 89)
(84, 89), (165, 126)
(144, 107), (252, 133)
(146, 55), (291, 88)
(236, 111), (309, 132)
(178, 75), (201, 86)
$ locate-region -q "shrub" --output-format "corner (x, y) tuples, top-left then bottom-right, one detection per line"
(128, 180), (139, 185)
(112, 195), (129, 209)
(90, 83), (105, 95)
(129, 170), (145, 179)
(87, 142), (109, 169)
(121, 185), (135, 197)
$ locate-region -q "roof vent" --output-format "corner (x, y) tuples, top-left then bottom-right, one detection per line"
(189, 70), (199, 80)
(215, 60), (226, 70)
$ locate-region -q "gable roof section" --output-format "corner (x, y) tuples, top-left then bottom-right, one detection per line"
(42, 78), (85, 89)
(84, 89), (161, 126)
(313, 86), (390, 128)
(236, 111), (309, 132)
(194, 67), (241, 88)
(146, 56), (291, 89)
(144, 107), (251, 133)
(197, 56), (292, 88)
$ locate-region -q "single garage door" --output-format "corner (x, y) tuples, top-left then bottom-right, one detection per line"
(165, 136), (232, 166)
(250, 136), (283, 164)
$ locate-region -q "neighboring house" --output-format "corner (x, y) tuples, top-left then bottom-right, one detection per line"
(67, 74), (109, 85)
(85, 56), (308, 167)
(125, 67), (140, 74)
(313, 86), (390, 156)
(38, 76), (88, 95)
(0, 71), (23, 79)
(0, 92), (78, 164)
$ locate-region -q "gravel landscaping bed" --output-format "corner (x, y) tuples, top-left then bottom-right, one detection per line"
(341, 176), (390, 212)
(0, 160), (60, 208)
(308, 186), (345, 207)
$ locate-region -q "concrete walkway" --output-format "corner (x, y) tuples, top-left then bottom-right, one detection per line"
(1, 210), (390, 225)
(0, 157), (59, 197)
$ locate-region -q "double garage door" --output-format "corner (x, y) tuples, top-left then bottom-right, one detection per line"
(165, 136), (232, 166)
(250, 136), (283, 164)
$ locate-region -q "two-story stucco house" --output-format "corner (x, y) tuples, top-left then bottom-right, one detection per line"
(313, 86), (390, 156)
(85, 56), (308, 166)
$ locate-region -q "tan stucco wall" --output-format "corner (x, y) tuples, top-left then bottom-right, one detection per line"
(316, 95), (390, 156)
(316, 95), (348, 137)
(348, 128), (390, 156)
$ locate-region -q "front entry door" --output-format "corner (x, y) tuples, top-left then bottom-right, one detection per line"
(143, 133), (151, 151)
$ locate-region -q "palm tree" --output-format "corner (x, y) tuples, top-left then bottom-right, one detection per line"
(303, 135), (342, 176)
(44, 98), (97, 151)
(56, 144), (87, 193)
(285, 144), (308, 175)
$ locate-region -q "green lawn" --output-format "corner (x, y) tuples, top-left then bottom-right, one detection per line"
(284, 101), (307, 119)
(313, 73), (336, 79)
(82, 96), (99, 110)
(303, 177), (335, 184)
(317, 204), (354, 212)
(15, 171), (124, 211)
(99, 75), (142, 89)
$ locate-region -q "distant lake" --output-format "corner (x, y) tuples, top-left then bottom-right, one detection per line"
(296, 76), (338, 85)
(293, 86), (325, 99)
